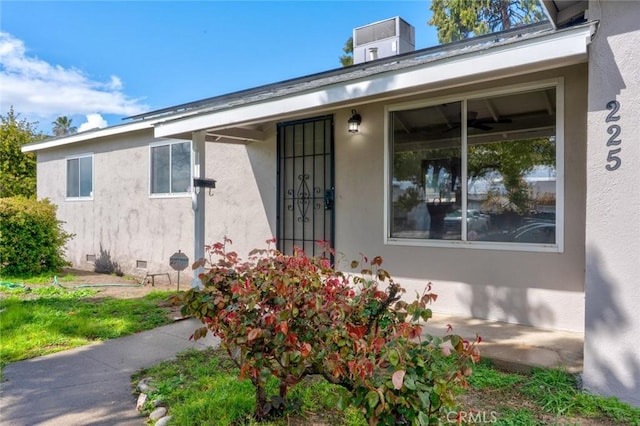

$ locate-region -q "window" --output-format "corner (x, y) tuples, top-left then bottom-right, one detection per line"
(388, 82), (561, 249)
(150, 141), (191, 195)
(66, 154), (93, 199)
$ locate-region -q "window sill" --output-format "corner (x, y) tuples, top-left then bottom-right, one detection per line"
(384, 237), (563, 253)
(149, 193), (192, 199)
(65, 197), (93, 202)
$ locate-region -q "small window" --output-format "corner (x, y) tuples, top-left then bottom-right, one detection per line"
(150, 141), (191, 196)
(66, 154), (93, 199)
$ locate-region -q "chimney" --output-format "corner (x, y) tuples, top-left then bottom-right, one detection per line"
(353, 17), (415, 65)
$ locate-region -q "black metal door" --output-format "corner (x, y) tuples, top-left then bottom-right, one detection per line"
(277, 115), (334, 256)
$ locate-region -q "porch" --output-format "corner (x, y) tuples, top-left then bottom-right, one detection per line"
(422, 312), (583, 374)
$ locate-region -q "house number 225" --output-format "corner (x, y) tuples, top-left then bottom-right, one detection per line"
(605, 100), (622, 171)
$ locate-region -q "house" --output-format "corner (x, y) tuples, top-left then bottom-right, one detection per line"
(22, 0), (640, 405)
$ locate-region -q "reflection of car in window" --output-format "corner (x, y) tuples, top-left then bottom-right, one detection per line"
(444, 209), (490, 234)
(513, 222), (555, 244)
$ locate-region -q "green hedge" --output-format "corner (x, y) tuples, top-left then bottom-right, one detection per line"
(0, 197), (74, 276)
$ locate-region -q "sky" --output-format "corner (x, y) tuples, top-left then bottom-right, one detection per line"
(0, 1), (439, 135)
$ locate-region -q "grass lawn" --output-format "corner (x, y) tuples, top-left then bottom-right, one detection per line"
(133, 349), (640, 426)
(0, 280), (173, 369)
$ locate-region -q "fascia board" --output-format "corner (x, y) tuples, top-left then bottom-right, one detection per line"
(20, 107), (201, 153)
(154, 25), (593, 139)
(21, 120), (155, 153)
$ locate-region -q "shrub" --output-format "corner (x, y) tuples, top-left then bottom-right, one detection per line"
(94, 244), (123, 276)
(180, 238), (480, 424)
(0, 196), (74, 276)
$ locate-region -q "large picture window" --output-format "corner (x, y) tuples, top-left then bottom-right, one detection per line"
(388, 83), (560, 248)
(150, 141), (191, 195)
(66, 154), (93, 199)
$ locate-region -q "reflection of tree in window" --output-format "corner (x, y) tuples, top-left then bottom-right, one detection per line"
(391, 101), (461, 240)
(468, 138), (555, 214)
(466, 88), (556, 242)
(389, 87), (558, 244)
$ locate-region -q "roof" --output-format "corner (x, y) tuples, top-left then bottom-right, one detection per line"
(154, 20), (594, 139)
(23, 19), (596, 152)
(133, 21), (558, 122)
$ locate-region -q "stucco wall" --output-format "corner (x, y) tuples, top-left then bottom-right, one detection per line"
(37, 129), (274, 282)
(205, 131), (277, 257)
(36, 65), (587, 334)
(332, 65), (587, 332)
(583, 0), (640, 406)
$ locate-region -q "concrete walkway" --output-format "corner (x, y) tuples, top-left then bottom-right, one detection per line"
(0, 319), (218, 426)
(422, 312), (584, 374)
(0, 315), (583, 426)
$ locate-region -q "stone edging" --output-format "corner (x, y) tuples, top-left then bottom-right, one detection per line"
(135, 377), (172, 425)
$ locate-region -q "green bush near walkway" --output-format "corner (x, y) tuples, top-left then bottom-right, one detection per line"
(0, 196), (73, 276)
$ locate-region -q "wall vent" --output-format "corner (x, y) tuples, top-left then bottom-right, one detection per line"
(136, 260), (148, 269)
(353, 17), (415, 64)
(86, 254), (96, 262)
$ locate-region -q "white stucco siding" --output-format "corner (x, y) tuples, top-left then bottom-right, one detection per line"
(37, 130), (193, 276)
(203, 137), (276, 258)
(333, 65), (587, 332)
(36, 129), (274, 280)
(583, 0), (640, 406)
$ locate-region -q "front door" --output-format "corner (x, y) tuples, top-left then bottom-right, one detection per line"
(277, 115), (334, 256)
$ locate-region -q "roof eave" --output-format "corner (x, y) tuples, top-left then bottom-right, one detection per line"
(21, 109), (200, 153)
(155, 22), (595, 139)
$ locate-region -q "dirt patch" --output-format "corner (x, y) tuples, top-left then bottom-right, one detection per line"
(20, 268), (187, 319)
(58, 268), (179, 299)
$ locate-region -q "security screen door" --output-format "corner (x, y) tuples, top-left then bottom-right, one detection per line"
(277, 115), (335, 257)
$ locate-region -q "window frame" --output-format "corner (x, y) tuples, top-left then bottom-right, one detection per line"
(384, 78), (564, 253)
(65, 153), (94, 201)
(148, 140), (192, 198)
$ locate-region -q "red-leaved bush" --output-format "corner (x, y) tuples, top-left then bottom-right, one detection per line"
(180, 238), (480, 424)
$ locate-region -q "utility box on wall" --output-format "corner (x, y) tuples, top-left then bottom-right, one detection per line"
(353, 17), (415, 65)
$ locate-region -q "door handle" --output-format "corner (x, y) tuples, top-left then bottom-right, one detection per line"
(324, 188), (334, 210)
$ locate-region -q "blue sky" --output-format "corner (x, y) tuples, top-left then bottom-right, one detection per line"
(0, 1), (438, 134)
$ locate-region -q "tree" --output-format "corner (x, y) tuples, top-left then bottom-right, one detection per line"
(339, 36), (353, 67)
(468, 138), (556, 213)
(429, 0), (545, 43)
(0, 107), (45, 198)
(52, 115), (77, 137)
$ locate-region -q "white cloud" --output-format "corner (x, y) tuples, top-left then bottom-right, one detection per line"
(77, 113), (108, 133)
(0, 32), (148, 123)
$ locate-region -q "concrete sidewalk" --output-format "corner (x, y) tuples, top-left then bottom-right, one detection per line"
(0, 319), (218, 426)
(0, 315), (583, 426)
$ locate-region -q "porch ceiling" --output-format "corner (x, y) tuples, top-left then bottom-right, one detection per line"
(171, 125), (266, 144)
(541, 0), (588, 28)
(393, 87), (556, 151)
(153, 22), (594, 141)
